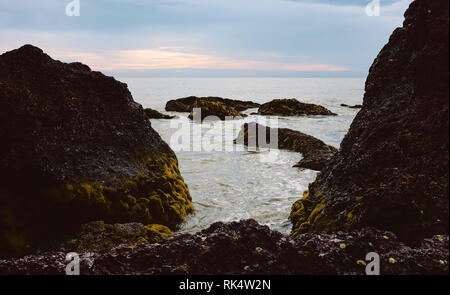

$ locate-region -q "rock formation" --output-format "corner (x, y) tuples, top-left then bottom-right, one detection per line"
(0, 45), (193, 257)
(258, 99), (337, 116)
(234, 122), (337, 171)
(290, 0), (449, 243)
(0, 219), (447, 275)
(166, 96), (260, 112)
(188, 99), (244, 121)
(144, 108), (174, 119)
(340, 104), (362, 109)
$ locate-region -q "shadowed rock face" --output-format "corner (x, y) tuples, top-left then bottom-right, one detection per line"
(0, 219), (447, 275)
(165, 96), (260, 112)
(0, 45), (193, 257)
(234, 122), (337, 171)
(290, 0), (449, 243)
(258, 99), (337, 116)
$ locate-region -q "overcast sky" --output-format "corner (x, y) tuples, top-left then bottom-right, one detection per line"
(0, 0), (413, 77)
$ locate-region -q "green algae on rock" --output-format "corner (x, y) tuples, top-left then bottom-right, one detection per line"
(166, 96), (260, 113)
(144, 108), (174, 119)
(234, 122), (337, 171)
(290, 0), (449, 243)
(188, 99), (244, 121)
(0, 45), (193, 257)
(257, 98), (337, 116)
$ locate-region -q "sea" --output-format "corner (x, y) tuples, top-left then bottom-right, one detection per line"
(119, 77), (365, 234)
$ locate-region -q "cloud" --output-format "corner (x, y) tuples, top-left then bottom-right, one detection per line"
(284, 0), (402, 6)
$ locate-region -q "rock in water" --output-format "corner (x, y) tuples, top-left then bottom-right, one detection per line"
(166, 96), (260, 112)
(144, 108), (174, 119)
(290, 0), (449, 243)
(0, 45), (193, 257)
(234, 122), (337, 171)
(258, 98), (337, 116)
(188, 99), (243, 121)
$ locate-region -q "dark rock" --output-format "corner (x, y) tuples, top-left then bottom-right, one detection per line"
(258, 98), (337, 116)
(234, 122), (337, 171)
(0, 219), (447, 275)
(144, 108), (174, 119)
(61, 221), (173, 254)
(165, 96), (260, 112)
(0, 45), (193, 257)
(340, 104), (362, 109)
(188, 99), (244, 121)
(290, 0), (449, 243)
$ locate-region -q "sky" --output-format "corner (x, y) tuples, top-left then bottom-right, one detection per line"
(0, 0), (413, 77)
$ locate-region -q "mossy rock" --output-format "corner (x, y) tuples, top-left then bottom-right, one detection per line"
(144, 108), (174, 119)
(258, 98), (337, 116)
(166, 96), (260, 112)
(188, 99), (244, 121)
(0, 45), (193, 257)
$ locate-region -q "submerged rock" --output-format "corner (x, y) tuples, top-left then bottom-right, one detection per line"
(0, 219), (447, 275)
(62, 221), (173, 254)
(290, 0), (449, 243)
(340, 104), (362, 109)
(234, 122), (337, 171)
(258, 98), (337, 116)
(144, 108), (174, 119)
(166, 96), (260, 112)
(188, 99), (244, 121)
(0, 45), (193, 257)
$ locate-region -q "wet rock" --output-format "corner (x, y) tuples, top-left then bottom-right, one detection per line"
(290, 0), (449, 243)
(61, 221), (173, 254)
(144, 108), (174, 119)
(0, 45), (193, 257)
(234, 122), (337, 171)
(166, 96), (260, 112)
(0, 220), (447, 275)
(188, 99), (244, 121)
(340, 104), (362, 109)
(257, 98), (337, 116)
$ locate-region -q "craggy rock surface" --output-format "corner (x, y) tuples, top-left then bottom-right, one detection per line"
(234, 123), (337, 171)
(0, 45), (193, 257)
(258, 98), (337, 116)
(290, 0), (449, 243)
(61, 221), (173, 254)
(188, 99), (244, 121)
(166, 96), (260, 112)
(0, 219), (447, 275)
(144, 108), (174, 119)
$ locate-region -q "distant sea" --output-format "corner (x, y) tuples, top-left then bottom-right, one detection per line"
(120, 77), (365, 234)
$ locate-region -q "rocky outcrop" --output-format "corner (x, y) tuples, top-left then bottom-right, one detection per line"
(144, 108), (174, 119)
(234, 123), (337, 171)
(0, 219), (447, 275)
(62, 221), (173, 254)
(0, 45), (193, 257)
(166, 96), (260, 112)
(188, 99), (244, 121)
(340, 104), (362, 109)
(258, 99), (337, 116)
(290, 0), (449, 243)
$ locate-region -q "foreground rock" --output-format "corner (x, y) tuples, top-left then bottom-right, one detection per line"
(144, 108), (174, 119)
(0, 45), (193, 257)
(290, 0), (449, 243)
(258, 99), (337, 116)
(62, 221), (173, 254)
(0, 219), (447, 275)
(166, 96), (260, 112)
(234, 123), (337, 171)
(188, 99), (244, 121)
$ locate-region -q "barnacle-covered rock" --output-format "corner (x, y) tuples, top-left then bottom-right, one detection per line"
(257, 98), (337, 116)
